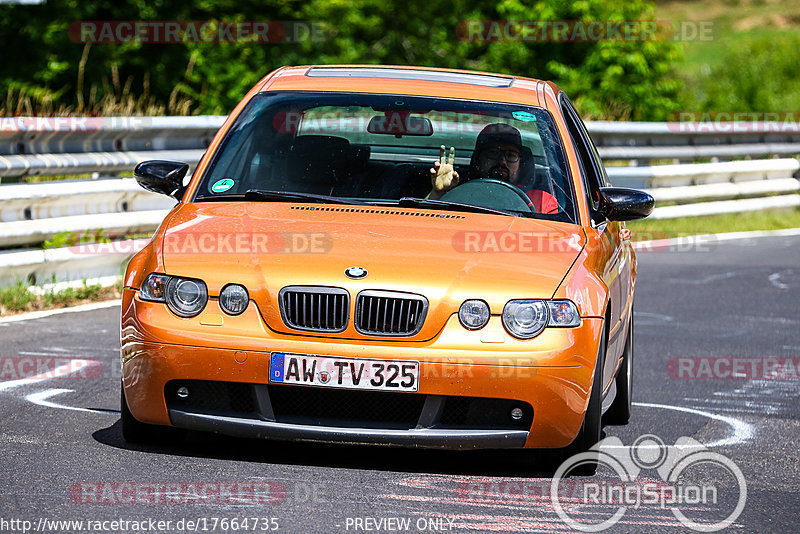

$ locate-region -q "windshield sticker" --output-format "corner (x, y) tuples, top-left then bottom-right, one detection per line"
(512, 111), (537, 122)
(211, 178), (235, 193)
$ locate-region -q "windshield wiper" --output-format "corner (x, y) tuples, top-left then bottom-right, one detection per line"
(397, 197), (525, 217)
(244, 189), (369, 205)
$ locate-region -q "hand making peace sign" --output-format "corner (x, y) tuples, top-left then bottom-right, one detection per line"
(428, 145), (459, 200)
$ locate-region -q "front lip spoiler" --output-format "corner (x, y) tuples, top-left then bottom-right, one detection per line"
(169, 409), (529, 450)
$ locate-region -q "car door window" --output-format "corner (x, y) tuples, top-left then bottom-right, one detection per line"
(559, 95), (606, 225)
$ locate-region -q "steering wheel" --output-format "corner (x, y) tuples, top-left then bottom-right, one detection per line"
(439, 178), (533, 213)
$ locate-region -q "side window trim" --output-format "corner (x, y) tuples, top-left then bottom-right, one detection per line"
(558, 94), (604, 224)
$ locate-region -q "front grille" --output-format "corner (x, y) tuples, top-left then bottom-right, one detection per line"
(355, 290), (428, 336)
(278, 286), (349, 332)
(268, 385), (425, 429)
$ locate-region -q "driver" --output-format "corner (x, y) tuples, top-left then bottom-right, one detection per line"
(428, 123), (559, 214)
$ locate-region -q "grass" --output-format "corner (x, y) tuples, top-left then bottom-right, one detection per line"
(5, 65), (197, 117)
(628, 206), (800, 240)
(655, 0), (800, 83)
(0, 279), (122, 316)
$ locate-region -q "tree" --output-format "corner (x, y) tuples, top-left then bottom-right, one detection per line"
(0, 0), (683, 119)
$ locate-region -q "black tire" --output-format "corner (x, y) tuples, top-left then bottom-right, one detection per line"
(606, 314), (634, 425)
(571, 326), (605, 453)
(121, 382), (182, 443)
(557, 326), (607, 476)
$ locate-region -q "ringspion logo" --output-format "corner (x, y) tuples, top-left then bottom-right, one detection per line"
(551, 435), (747, 532)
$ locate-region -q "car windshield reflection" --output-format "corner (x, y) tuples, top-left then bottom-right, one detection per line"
(195, 92), (578, 224)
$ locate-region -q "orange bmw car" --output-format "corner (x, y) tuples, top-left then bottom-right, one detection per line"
(121, 66), (653, 453)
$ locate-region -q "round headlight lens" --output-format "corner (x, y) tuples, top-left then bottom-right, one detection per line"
(166, 277), (207, 318)
(219, 284), (249, 315)
(502, 300), (549, 339)
(458, 300), (490, 330)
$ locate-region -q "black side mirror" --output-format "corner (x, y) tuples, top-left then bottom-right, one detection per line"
(598, 187), (655, 222)
(134, 160), (189, 200)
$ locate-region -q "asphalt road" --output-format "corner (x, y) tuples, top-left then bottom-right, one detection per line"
(1, 233), (798, 533)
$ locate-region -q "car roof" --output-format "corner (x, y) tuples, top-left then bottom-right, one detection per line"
(261, 65), (545, 107)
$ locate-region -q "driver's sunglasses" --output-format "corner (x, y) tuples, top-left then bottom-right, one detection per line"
(483, 147), (521, 163)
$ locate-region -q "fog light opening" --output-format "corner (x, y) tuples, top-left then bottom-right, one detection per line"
(510, 407), (524, 421)
(176, 386), (189, 399)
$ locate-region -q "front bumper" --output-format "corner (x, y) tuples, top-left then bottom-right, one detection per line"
(121, 289), (603, 449)
(170, 410), (528, 449)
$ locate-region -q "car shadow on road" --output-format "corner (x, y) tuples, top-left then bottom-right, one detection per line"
(93, 420), (607, 479)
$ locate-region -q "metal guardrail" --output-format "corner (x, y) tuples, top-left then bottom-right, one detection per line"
(3, 117), (800, 178)
(1, 116), (799, 290)
(0, 238), (148, 288)
(0, 149), (204, 179)
(608, 158), (800, 218)
(588, 121), (800, 162)
(0, 158), (796, 248)
(0, 116), (220, 155)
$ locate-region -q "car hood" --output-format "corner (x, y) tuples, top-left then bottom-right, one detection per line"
(161, 202), (585, 340)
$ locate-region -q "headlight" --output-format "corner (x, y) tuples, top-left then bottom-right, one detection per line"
(219, 284), (249, 316)
(459, 299), (490, 330)
(547, 300), (581, 327)
(165, 277), (208, 318)
(502, 299), (549, 339)
(140, 273), (169, 302)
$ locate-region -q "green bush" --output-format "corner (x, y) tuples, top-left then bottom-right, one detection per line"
(687, 34), (800, 112)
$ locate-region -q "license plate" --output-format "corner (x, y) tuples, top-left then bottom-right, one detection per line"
(269, 352), (419, 392)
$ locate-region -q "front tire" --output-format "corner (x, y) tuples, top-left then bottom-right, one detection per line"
(121, 382), (182, 443)
(606, 313), (633, 425)
(556, 326), (606, 476)
(570, 325), (606, 453)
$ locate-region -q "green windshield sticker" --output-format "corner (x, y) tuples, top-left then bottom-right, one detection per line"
(211, 178), (235, 193)
(512, 111), (537, 122)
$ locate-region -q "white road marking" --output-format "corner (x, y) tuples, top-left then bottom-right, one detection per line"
(768, 271), (790, 290)
(0, 299), (120, 324)
(633, 401), (754, 447)
(0, 359), (95, 391)
(670, 271), (740, 285)
(633, 227), (800, 251)
(636, 311), (674, 322)
(684, 379), (799, 416)
(24, 388), (112, 414)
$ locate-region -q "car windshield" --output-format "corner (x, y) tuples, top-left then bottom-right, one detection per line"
(195, 92), (577, 223)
